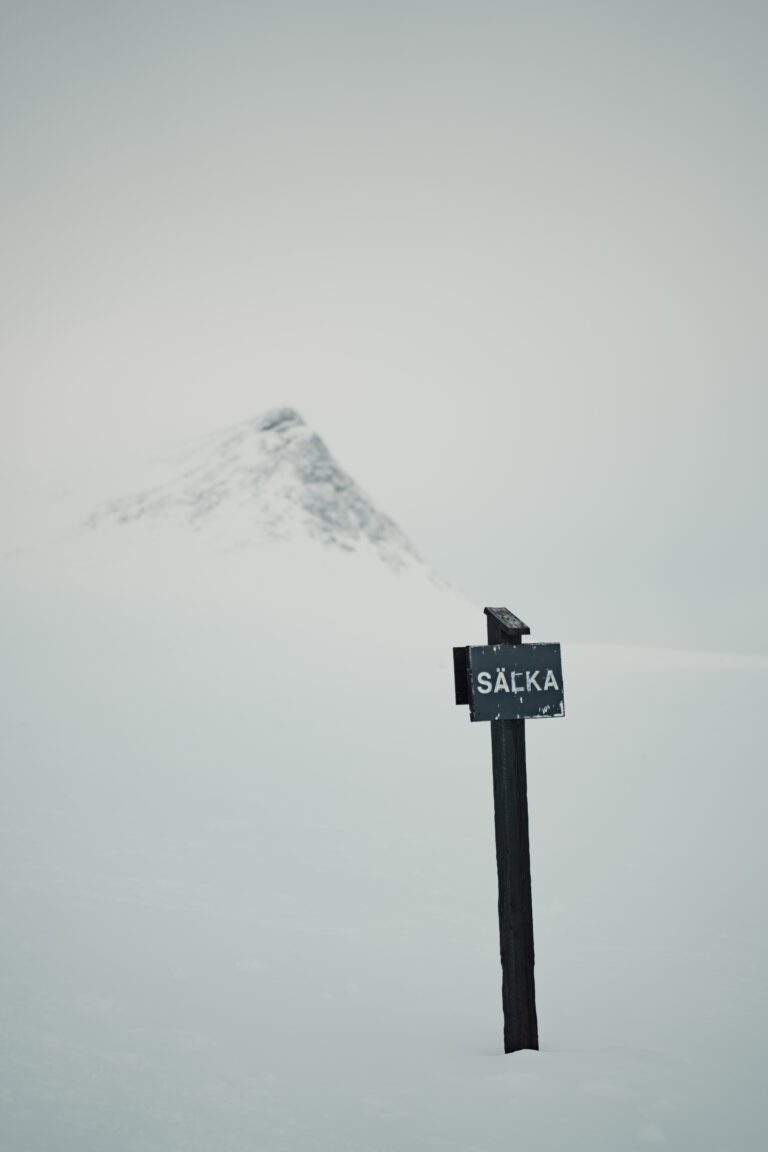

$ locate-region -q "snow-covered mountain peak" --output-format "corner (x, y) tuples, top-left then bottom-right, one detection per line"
(87, 407), (422, 572)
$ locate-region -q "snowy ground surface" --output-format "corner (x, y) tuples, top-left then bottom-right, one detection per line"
(1, 529), (767, 1151)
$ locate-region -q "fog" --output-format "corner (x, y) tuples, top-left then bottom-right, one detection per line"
(2, 535), (767, 1149)
(2, 9), (767, 1141)
(2, 0), (766, 650)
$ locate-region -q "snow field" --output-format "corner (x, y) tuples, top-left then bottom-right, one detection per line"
(1, 541), (767, 1150)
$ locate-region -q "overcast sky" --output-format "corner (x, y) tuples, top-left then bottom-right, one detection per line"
(1, 1), (765, 650)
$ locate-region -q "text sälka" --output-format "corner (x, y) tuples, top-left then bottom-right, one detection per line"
(465, 642), (564, 722)
(452, 610), (565, 1054)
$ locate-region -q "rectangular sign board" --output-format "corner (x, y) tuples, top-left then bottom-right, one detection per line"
(466, 643), (564, 722)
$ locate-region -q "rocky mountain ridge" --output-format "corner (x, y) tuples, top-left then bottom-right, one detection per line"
(88, 407), (422, 573)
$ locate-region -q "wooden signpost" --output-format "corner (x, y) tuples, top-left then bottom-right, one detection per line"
(453, 607), (564, 1054)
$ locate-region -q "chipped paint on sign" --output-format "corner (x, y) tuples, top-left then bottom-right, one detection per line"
(467, 643), (565, 722)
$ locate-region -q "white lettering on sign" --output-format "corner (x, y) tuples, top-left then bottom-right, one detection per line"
(476, 668), (560, 695)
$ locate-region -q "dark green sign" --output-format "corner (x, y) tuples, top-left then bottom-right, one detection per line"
(462, 643), (564, 722)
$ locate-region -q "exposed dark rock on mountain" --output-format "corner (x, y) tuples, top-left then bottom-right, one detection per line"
(88, 407), (421, 572)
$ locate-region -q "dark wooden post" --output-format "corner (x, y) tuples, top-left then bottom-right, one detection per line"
(485, 607), (539, 1053)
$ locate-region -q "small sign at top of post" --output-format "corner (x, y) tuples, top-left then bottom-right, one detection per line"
(453, 607), (565, 1054)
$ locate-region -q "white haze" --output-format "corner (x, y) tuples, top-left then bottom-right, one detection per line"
(1, 418), (767, 1148)
(1, 0), (766, 652)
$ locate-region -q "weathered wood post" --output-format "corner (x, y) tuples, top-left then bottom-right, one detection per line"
(486, 607), (538, 1054)
(453, 607), (564, 1054)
